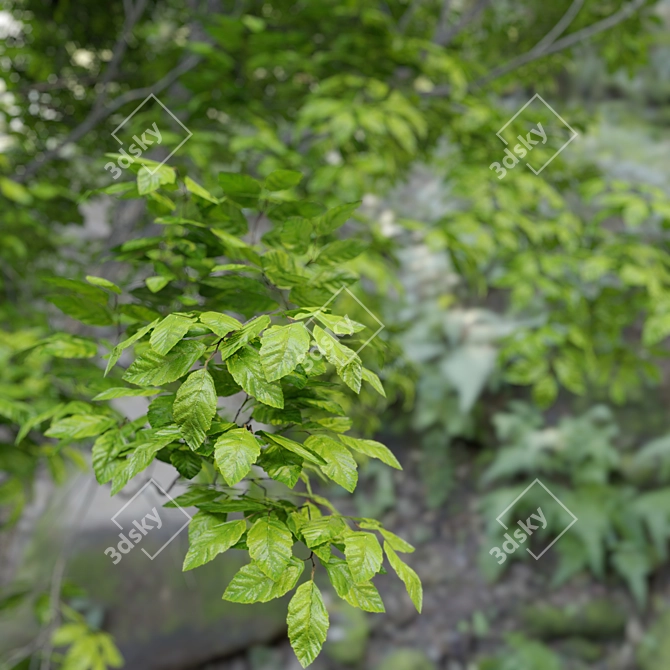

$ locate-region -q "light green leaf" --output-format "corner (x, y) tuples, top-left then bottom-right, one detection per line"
(338, 435), (401, 470)
(92, 387), (161, 401)
(92, 430), (125, 484)
(305, 434), (358, 492)
(344, 531), (383, 583)
(313, 312), (365, 335)
(213, 428), (261, 485)
(260, 323), (311, 381)
(42, 335), (97, 359)
(218, 172), (261, 201)
(123, 340), (206, 386)
(184, 176), (218, 203)
(183, 514), (246, 571)
(223, 557), (304, 603)
(314, 201), (361, 235)
(264, 170), (303, 191)
(105, 318), (160, 376)
(312, 325), (362, 392)
(325, 558), (385, 613)
(137, 167), (162, 195)
(258, 432), (327, 465)
(361, 368), (386, 397)
(173, 369), (218, 449)
(227, 346), (284, 408)
(46, 414), (117, 440)
(150, 314), (195, 355)
(86, 275), (122, 294)
(384, 542), (422, 612)
(146, 276), (170, 293)
(218, 315), (271, 360)
(287, 581), (329, 668)
(199, 311), (243, 338)
(315, 239), (366, 265)
(301, 516), (347, 548)
(247, 515), (294, 579)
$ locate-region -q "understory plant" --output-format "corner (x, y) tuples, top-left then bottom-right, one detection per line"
(38, 165), (421, 668)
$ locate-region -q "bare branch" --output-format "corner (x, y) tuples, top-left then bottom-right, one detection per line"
(534, 0), (585, 53)
(435, 0), (491, 48)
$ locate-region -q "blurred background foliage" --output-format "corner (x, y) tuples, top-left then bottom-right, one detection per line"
(3, 0), (670, 668)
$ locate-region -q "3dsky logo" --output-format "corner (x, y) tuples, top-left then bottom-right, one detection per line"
(490, 93), (578, 179)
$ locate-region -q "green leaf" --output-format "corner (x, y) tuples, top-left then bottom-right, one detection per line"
(384, 542), (422, 613)
(183, 514), (246, 571)
(218, 172), (261, 202)
(105, 319), (160, 376)
(48, 295), (113, 326)
(301, 516), (347, 548)
(218, 315), (271, 360)
(123, 340), (206, 386)
(338, 435), (401, 470)
(312, 312), (365, 335)
(260, 323), (311, 381)
(315, 239), (366, 265)
(344, 531), (383, 583)
(258, 444), (303, 488)
(223, 557), (304, 603)
(305, 434), (358, 492)
(227, 346), (284, 408)
(265, 170), (303, 191)
(137, 167), (162, 195)
(325, 558), (385, 613)
(287, 581), (329, 668)
(173, 369), (218, 449)
(46, 414), (117, 440)
(213, 427), (261, 485)
(361, 368), (386, 397)
(258, 432), (327, 465)
(150, 314), (195, 355)
(184, 176), (218, 203)
(92, 387), (161, 400)
(312, 325), (362, 392)
(199, 311), (243, 337)
(248, 515), (294, 579)
(313, 201), (361, 235)
(280, 217), (312, 253)
(92, 430), (125, 484)
(170, 450), (202, 479)
(86, 275), (122, 294)
(1, 177), (33, 204)
(41, 334), (97, 359)
(146, 276), (170, 293)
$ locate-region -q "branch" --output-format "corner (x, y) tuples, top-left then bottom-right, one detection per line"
(471, 0), (646, 89)
(425, 0), (647, 97)
(435, 0), (491, 48)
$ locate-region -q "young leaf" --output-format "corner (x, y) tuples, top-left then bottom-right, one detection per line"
(199, 311), (243, 338)
(287, 581), (329, 669)
(150, 314), (195, 355)
(223, 557), (304, 603)
(213, 428), (261, 485)
(86, 275), (122, 294)
(325, 558), (385, 613)
(46, 414), (117, 440)
(358, 523), (415, 553)
(384, 542), (423, 613)
(92, 387), (161, 401)
(227, 346), (284, 408)
(247, 515), (294, 580)
(183, 514), (246, 571)
(344, 531), (383, 583)
(260, 323), (311, 381)
(123, 340), (206, 386)
(338, 435), (401, 470)
(301, 516), (347, 548)
(173, 369), (218, 449)
(305, 434), (358, 492)
(91, 430), (125, 484)
(313, 201), (361, 235)
(105, 318), (161, 376)
(312, 325), (362, 392)
(361, 368), (386, 397)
